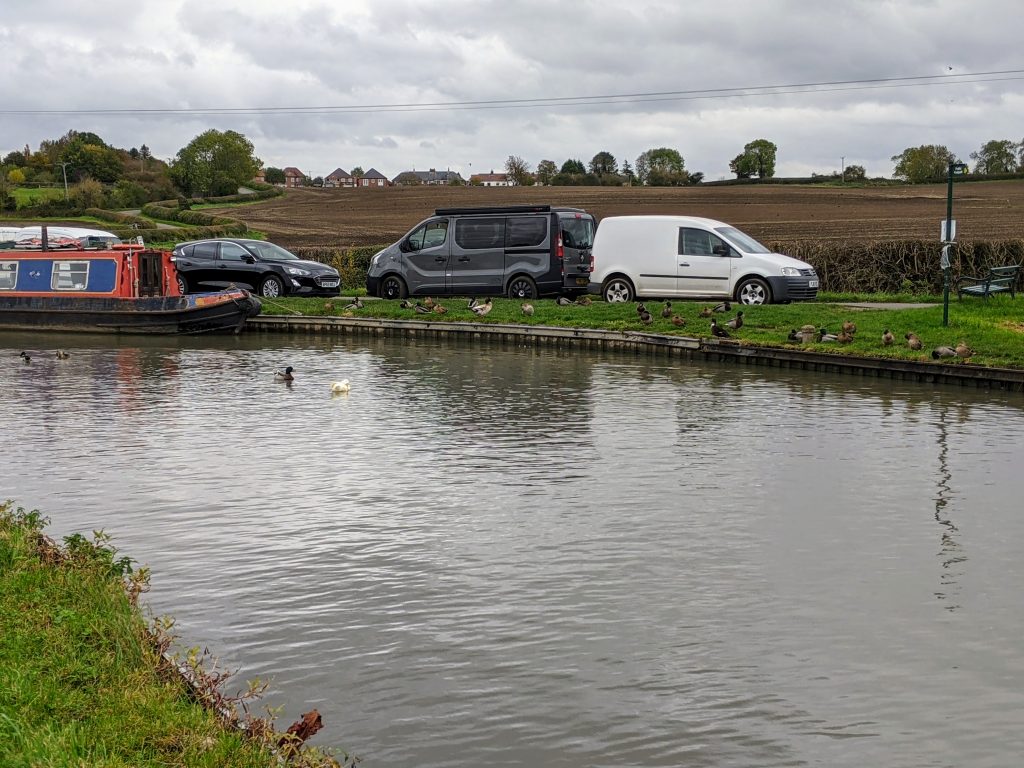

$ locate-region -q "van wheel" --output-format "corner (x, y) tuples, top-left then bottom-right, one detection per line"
(736, 277), (771, 305)
(507, 275), (537, 299)
(380, 275), (408, 300)
(602, 277), (635, 303)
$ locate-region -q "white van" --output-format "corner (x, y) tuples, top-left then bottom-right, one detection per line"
(590, 215), (818, 304)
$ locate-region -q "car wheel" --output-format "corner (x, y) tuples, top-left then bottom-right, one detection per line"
(259, 275), (285, 298)
(380, 274), (408, 299)
(506, 275), (537, 299)
(176, 274), (189, 295)
(736, 277), (772, 305)
(602, 276), (634, 303)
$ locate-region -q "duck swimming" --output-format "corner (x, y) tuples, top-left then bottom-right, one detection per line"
(20, 351), (31, 364)
(275, 366), (295, 381)
(331, 379), (351, 394)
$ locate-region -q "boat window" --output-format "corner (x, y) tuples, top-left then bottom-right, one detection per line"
(220, 242), (249, 262)
(0, 261), (17, 290)
(51, 260), (90, 291)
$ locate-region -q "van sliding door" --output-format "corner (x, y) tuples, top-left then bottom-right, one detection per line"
(450, 217), (506, 294)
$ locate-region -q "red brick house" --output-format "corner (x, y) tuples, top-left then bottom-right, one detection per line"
(283, 167), (306, 188)
(325, 168), (355, 188)
(358, 168), (389, 187)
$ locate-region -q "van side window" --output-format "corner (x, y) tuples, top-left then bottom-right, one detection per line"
(409, 220), (449, 251)
(679, 228), (727, 256)
(506, 217), (547, 247)
(455, 218), (506, 250)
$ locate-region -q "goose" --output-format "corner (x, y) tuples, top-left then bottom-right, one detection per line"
(55, 350), (71, 359)
(470, 298), (493, 317)
(712, 301), (732, 313)
(837, 330), (854, 344)
(275, 366), (295, 381)
(575, 295), (592, 306)
(905, 332), (923, 350)
(955, 341), (975, 359)
(842, 320), (857, 334)
(698, 307), (713, 318)
(726, 311), (744, 330)
(817, 328), (838, 342)
(331, 379), (351, 394)
(671, 314), (686, 327)
(639, 309), (654, 326)
(710, 318), (730, 338)
(932, 346), (957, 360)
(521, 303), (535, 316)
(343, 297), (364, 310)
(881, 329), (895, 346)
(661, 301), (673, 318)
(19, 351), (31, 364)
(556, 295), (573, 306)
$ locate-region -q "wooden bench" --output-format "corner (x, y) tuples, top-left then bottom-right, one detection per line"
(955, 265), (1020, 300)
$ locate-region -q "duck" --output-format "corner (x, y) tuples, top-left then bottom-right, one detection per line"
(712, 301), (732, 313)
(521, 303), (535, 316)
(726, 311), (744, 330)
(932, 346), (957, 360)
(817, 328), (838, 342)
(639, 309), (654, 326)
(330, 379), (351, 394)
(837, 330), (854, 344)
(399, 299), (415, 309)
(635, 302), (647, 316)
(881, 329), (894, 346)
(556, 295), (573, 306)
(323, 301), (335, 313)
(55, 350), (70, 359)
(710, 318), (730, 338)
(19, 351), (31, 364)
(671, 314), (686, 327)
(787, 329), (801, 342)
(432, 304), (448, 314)
(467, 297), (480, 309)
(414, 302), (432, 314)
(343, 297), (364, 310)
(575, 295), (592, 306)
(905, 332), (923, 350)
(955, 341), (975, 359)
(842, 320), (857, 335)
(698, 306), (714, 318)
(661, 301), (673, 318)
(275, 366), (295, 381)
(422, 296), (435, 309)
(470, 298), (493, 316)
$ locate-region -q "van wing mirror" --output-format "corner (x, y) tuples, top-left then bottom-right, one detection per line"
(399, 239), (411, 253)
(712, 244), (732, 256)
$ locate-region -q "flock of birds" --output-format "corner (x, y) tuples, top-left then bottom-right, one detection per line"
(273, 365), (350, 394)
(782, 320), (975, 360)
(18, 350), (71, 364)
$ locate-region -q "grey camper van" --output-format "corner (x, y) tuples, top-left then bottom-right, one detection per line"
(366, 205), (595, 299)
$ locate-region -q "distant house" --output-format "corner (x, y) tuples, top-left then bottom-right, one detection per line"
(283, 167), (306, 188)
(253, 169), (266, 185)
(325, 168), (355, 188)
(358, 168), (389, 187)
(470, 171), (511, 187)
(392, 168), (463, 186)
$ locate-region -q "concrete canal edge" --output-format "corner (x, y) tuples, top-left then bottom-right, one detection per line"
(246, 315), (1024, 392)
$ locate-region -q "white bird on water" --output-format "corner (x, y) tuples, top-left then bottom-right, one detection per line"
(331, 379), (351, 394)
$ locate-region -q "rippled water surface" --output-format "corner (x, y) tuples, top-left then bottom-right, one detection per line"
(3, 330), (1023, 767)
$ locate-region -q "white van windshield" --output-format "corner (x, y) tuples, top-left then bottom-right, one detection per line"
(715, 226), (771, 254)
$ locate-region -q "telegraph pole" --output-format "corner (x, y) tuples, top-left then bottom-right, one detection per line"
(59, 162), (70, 200)
(942, 160), (969, 326)
(840, 156), (845, 183)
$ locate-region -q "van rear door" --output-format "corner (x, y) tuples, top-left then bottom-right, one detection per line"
(557, 213), (594, 292)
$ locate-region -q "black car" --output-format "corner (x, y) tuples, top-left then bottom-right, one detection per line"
(171, 238), (341, 298)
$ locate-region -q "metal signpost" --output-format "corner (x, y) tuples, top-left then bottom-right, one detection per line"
(942, 161), (969, 326)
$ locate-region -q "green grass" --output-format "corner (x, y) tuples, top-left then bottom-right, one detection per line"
(260, 294), (1024, 369)
(0, 503), (344, 768)
(10, 187), (64, 206)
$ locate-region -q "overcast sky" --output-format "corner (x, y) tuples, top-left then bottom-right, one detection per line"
(2, 0), (1023, 181)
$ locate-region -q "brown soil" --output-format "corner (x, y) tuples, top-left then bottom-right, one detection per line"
(207, 180), (1024, 249)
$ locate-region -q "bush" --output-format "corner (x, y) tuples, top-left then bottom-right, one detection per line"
(290, 246), (383, 290)
(69, 179), (109, 209)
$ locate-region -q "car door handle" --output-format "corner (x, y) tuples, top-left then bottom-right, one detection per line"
(679, 262), (690, 267)
(434, 256), (446, 263)
(457, 257), (470, 262)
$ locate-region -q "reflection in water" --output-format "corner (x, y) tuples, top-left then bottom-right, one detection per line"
(2, 330), (1024, 768)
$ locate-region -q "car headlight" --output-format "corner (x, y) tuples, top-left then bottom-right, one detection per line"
(780, 267), (801, 277)
(286, 267), (310, 276)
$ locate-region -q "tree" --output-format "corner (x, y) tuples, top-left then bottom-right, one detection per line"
(263, 166), (286, 185)
(621, 160), (635, 185)
(504, 154), (532, 186)
(535, 159), (558, 185)
(560, 158), (585, 175)
(890, 145), (958, 183)
(635, 147), (688, 185)
(589, 151), (618, 176)
(69, 178), (108, 209)
(311, 176), (324, 187)
(730, 139), (777, 179)
(350, 166), (364, 178)
(3, 151), (26, 168)
(842, 164), (866, 181)
(969, 139), (1019, 175)
(60, 136), (122, 183)
(170, 129), (261, 197)
(7, 168), (25, 184)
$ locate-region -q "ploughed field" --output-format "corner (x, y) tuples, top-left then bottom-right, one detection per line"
(209, 181), (1024, 249)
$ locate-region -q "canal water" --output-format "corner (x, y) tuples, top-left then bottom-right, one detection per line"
(2, 330), (1022, 768)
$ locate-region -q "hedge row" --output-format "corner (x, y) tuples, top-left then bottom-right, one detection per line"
(139, 203), (241, 228)
(105, 223), (249, 243)
(771, 239), (1024, 294)
(83, 208), (152, 228)
(291, 246), (382, 290)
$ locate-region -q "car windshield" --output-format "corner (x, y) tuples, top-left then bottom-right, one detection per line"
(714, 226), (771, 254)
(243, 241), (300, 261)
(560, 216), (595, 249)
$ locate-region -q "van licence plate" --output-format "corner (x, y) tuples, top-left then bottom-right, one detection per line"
(809, 280), (819, 288)
(575, 277), (589, 286)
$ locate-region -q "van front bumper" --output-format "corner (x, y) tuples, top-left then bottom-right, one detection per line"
(365, 275), (380, 296)
(767, 276), (818, 302)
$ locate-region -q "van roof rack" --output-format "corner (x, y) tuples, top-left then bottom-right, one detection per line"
(433, 204), (584, 216)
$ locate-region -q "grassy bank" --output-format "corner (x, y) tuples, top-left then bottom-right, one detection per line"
(260, 294), (1024, 369)
(0, 502), (347, 768)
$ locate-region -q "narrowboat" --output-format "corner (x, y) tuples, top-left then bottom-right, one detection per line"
(0, 237), (261, 334)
